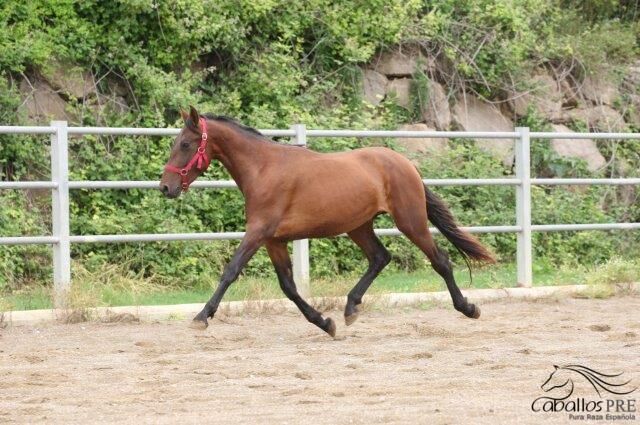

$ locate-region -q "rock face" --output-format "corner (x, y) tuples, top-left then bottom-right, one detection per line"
(550, 124), (606, 171)
(566, 105), (626, 131)
(531, 72), (564, 118)
(362, 69), (388, 106)
(386, 78), (412, 109)
(625, 95), (640, 127)
(19, 77), (71, 122)
(581, 74), (619, 106)
(371, 49), (427, 77)
(509, 70), (564, 120)
(621, 61), (640, 127)
(421, 81), (451, 130)
(395, 123), (448, 157)
(452, 95), (514, 166)
(621, 60), (640, 93)
(42, 61), (96, 100)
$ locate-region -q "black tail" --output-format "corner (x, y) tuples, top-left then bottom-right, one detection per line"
(424, 185), (496, 263)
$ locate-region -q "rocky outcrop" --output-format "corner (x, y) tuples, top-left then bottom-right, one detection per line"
(452, 95), (514, 166)
(624, 95), (640, 128)
(622, 60), (640, 93)
(621, 61), (640, 127)
(581, 74), (619, 106)
(41, 61), (96, 100)
(362, 70), (388, 106)
(509, 70), (564, 120)
(550, 124), (606, 171)
(370, 49), (431, 77)
(565, 106), (626, 132)
(421, 81), (451, 130)
(17, 67), (130, 124)
(19, 77), (71, 122)
(395, 123), (448, 157)
(386, 78), (412, 109)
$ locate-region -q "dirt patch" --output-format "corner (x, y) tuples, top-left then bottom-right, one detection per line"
(1, 296), (639, 424)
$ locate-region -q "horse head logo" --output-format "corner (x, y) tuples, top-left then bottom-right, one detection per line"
(541, 365), (636, 398)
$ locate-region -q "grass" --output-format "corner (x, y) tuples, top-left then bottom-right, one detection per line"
(0, 259), (598, 312)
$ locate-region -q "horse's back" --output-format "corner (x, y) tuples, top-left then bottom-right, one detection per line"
(264, 146), (424, 239)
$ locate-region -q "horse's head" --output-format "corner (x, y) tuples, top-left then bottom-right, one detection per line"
(541, 365), (571, 392)
(160, 105), (215, 198)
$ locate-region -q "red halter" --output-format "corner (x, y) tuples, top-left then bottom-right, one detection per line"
(164, 117), (211, 191)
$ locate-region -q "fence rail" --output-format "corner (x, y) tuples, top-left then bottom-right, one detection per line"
(1, 123), (639, 304)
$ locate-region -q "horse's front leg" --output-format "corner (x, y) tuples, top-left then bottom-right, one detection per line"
(265, 240), (336, 337)
(191, 232), (264, 329)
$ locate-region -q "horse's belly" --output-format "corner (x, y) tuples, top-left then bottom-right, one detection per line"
(273, 186), (385, 239)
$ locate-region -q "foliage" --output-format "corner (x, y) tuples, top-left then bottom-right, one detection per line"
(0, 0), (639, 291)
(580, 257), (640, 298)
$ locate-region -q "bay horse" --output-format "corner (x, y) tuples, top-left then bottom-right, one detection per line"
(160, 106), (495, 337)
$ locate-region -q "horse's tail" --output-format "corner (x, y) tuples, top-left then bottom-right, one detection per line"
(424, 185), (496, 264)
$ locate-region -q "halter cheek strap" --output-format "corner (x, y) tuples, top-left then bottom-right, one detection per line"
(164, 117), (211, 191)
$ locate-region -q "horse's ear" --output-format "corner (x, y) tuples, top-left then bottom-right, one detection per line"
(179, 108), (189, 123)
(189, 105), (200, 125)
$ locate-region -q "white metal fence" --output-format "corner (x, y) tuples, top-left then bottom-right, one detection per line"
(1, 122), (639, 304)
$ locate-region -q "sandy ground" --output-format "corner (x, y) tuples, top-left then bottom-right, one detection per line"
(1, 295), (639, 424)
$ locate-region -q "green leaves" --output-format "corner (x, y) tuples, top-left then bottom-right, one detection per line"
(1, 0), (639, 291)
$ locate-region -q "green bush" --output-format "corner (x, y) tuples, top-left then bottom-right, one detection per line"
(0, 0), (639, 291)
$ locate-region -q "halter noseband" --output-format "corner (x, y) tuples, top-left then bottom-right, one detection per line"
(164, 117), (211, 191)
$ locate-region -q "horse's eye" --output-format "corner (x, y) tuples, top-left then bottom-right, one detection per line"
(181, 142), (190, 149)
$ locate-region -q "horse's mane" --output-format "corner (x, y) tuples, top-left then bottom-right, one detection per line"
(202, 114), (265, 138)
(186, 113), (290, 146)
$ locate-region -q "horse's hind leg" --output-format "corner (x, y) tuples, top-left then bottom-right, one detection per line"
(265, 240), (336, 337)
(344, 221), (391, 325)
(395, 217), (480, 319)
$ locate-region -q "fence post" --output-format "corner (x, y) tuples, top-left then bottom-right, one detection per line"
(51, 121), (71, 307)
(515, 127), (532, 287)
(291, 124), (311, 298)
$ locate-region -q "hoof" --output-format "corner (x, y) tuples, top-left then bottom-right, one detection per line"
(344, 312), (359, 326)
(471, 305), (481, 319)
(189, 319), (208, 330)
(324, 317), (337, 338)
(467, 304), (481, 319)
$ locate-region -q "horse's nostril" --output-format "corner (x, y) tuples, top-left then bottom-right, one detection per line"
(160, 184), (169, 195)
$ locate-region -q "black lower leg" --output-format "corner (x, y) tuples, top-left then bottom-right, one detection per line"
(344, 250), (390, 323)
(276, 269), (336, 336)
(192, 235), (262, 328)
(267, 241), (335, 337)
(431, 248), (480, 319)
(344, 224), (391, 325)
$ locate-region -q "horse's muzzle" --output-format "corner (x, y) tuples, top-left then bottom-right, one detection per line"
(160, 184), (181, 199)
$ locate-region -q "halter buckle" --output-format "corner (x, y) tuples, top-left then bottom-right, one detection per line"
(197, 146), (205, 154)
(179, 169), (188, 176)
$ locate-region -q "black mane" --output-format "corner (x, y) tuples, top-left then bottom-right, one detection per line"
(201, 114), (264, 138)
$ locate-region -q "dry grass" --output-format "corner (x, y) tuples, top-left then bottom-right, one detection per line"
(54, 262), (162, 324)
(0, 298), (10, 328)
(100, 312), (140, 324)
(576, 258), (640, 299)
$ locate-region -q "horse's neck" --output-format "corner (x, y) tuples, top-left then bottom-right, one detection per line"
(214, 126), (272, 193)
